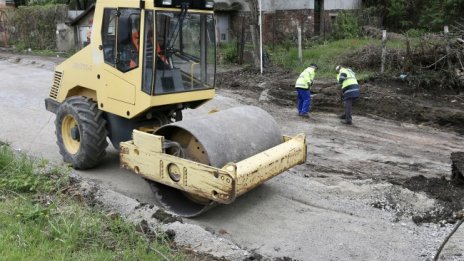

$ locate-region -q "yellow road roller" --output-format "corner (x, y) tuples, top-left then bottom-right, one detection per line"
(45, 0), (307, 216)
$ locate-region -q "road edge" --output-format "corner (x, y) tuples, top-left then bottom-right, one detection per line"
(70, 172), (253, 261)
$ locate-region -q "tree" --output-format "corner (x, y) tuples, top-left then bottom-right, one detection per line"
(70, 0), (95, 11)
(362, 0), (464, 31)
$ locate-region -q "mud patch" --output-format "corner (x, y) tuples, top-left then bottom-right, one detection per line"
(402, 175), (464, 224)
(370, 175), (464, 225)
(451, 152), (464, 184)
(152, 209), (183, 224)
(217, 68), (464, 134)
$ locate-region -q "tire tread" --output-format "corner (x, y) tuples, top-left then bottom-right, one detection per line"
(55, 96), (108, 169)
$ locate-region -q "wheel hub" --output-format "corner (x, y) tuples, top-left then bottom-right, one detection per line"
(71, 126), (80, 141)
(61, 115), (81, 155)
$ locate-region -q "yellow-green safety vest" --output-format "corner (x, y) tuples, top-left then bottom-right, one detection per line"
(337, 68), (358, 89)
(295, 67), (316, 89)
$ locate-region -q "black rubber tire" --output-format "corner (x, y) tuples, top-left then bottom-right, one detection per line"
(55, 96), (108, 169)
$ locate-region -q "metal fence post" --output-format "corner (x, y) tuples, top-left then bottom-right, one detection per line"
(444, 25), (453, 70)
(298, 26), (302, 63)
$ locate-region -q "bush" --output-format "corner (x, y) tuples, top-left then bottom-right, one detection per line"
(332, 11), (361, 40)
(216, 42), (237, 63)
(405, 28), (425, 38)
(6, 5), (67, 50)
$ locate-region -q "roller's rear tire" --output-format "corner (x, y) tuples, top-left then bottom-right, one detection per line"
(55, 96), (108, 169)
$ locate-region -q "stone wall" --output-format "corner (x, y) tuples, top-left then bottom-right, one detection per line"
(229, 9), (343, 44)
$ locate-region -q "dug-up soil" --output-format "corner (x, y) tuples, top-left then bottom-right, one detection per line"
(217, 66), (464, 224)
(217, 66), (464, 135)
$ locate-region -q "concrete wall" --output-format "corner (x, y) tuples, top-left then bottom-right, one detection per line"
(223, 0), (362, 44)
(262, 10), (316, 41)
(75, 12), (94, 49)
(325, 0), (361, 10)
(216, 13), (230, 43)
(68, 10), (84, 20)
(262, 0), (314, 11)
(56, 11), (93, 52)
(56, 23), (75, 52)
(218, 0), (360, 12)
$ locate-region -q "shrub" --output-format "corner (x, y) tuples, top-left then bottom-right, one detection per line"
(7, 5), (67, 50)
(332, 11), (361, 40)
(405, 28), (425, 38)
(217, 42), (238, 64)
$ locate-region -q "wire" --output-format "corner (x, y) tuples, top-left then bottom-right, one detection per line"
(163, 140), (185, 158)
(433, 219), (464, 261)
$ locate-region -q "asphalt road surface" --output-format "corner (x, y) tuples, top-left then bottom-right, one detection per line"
(1, 55), (463, 260)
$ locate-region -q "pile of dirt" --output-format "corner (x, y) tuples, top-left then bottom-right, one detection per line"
(370, 185), (439, 223)
(451, 152), (464, 184)
(362, 26), (406, 41)
(217, 68), (464, 134)
(370, 174), (464, 225)
(402, 175), (464, 224)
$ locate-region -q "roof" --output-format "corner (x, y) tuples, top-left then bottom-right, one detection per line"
(69, 4), (95, 26)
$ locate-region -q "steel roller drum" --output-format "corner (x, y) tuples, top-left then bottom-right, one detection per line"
(149, 106), (283, 217)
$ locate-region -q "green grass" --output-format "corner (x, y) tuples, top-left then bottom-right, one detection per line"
(0, 198), (181, 261)
(28, 49), (74, 58)
(269, 38), (381, 79)
(10, 45), (73, 58)
(267, 37), (426, 81)
(0, 145), (66, 193)
(0, 144), (185, 261)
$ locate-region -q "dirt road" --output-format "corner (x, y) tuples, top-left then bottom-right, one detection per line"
(1, 53), (463, 260)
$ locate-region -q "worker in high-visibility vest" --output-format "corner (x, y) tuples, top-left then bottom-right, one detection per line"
(295, 64), (318, 118)
(336, 65), (360, 125)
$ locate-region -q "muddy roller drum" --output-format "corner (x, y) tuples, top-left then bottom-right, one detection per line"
(151, 106), (284, 217)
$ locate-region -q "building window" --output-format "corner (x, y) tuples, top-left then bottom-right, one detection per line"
(330, 13), (338, 25)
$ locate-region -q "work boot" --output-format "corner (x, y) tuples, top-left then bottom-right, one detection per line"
(340, 119), (352, 125)
(339, 114), (346, 119)
(299, 113), (310, 118)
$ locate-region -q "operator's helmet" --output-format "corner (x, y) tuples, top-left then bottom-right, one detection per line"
(335, 65), (341, 72)
(309, 63), (319, 70)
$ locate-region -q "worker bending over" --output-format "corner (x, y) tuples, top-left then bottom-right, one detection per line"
(336, 65), (360, 125)
(295, 64), (318, 118)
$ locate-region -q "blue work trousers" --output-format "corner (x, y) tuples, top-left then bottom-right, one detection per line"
(297, 88), (311, 115)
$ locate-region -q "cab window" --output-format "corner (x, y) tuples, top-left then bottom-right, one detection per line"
(101, 9), (117, 66)
(101, 8), (141, 72)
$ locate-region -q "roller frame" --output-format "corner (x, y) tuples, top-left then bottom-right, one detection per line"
(120, 130), (307, 204)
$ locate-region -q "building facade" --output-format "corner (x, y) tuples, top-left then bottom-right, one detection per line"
(215, 0), (361, 43)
